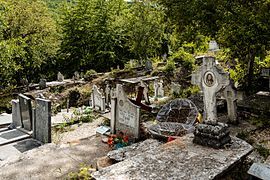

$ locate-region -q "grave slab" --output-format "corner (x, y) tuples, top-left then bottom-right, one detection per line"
(93, 134), (253, 180)
(0, 113), (12, 126)
(0, 138), (41, 162)
(0, 129), (30, 146)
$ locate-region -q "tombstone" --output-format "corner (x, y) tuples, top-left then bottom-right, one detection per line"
(171, 82), (181, 95)
(18, 94), (33, 131)
(223, 82), (238, 124)
(12, 99), (21, 128)
(39, 79), (47, 90)
(261, 68), (270, 90)
(208, 40), (219, 52)
(140, 80), (150, 104)
(91, 85), (106, 112)
(158, 80), (164, 97)
(154, 79), (159, 100)
(74, 71), (80, 80)
(105, 83), (111, 106)
(145, 60), (153, 71)
(111, 84), (140, 139)
(191, 56), (231, 148)
(57, 72), (64, 82)
(34, 98), (51, 143)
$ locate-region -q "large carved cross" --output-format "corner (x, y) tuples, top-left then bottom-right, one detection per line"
(192, 56), (230, 124)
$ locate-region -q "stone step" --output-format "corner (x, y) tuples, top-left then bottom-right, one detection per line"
(0, 129), (31, 146)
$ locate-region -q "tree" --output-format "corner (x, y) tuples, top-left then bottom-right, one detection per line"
(124, 0), (166, 63)
(159, 0), (270, 93)
(0, 0), (59, 87)
(59, 0), (130, 74)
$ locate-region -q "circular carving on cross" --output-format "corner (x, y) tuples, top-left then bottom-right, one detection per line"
(203, 71), (216, 87)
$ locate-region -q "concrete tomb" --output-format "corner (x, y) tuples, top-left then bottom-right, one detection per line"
(191, 55), (231, 148)
(91, 85), (106, 112)
(34, 98), (51, 143)
(111, 84), (140, 139)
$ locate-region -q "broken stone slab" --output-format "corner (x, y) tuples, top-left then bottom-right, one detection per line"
(93, 134), (253, 180)
(107, 139), (161, 162)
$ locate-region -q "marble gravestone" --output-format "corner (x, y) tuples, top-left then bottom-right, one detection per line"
(191, 56), (231, 148)
(223, 82), (238, 124)
(57, 72), (64, 82)
(18, 94), (33, 131)
(91, 85), (106, 112)
(34, 98), (51, 143)
(12, 100), (21, 128)
(111, 84), (140, 140)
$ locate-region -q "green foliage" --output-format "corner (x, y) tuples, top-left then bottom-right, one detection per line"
(59, 0), (130, 73)
(123, 0), (166, 62)
(163, 60), (175, 75)
(85, 69), (97, 77)
(173, 85), (200, 98)
(170, 48), (194, 70)
(255, 144), (270, 159)
(0, 0), (59, 87)
(68, 164), (94, 179)
(159, 0), (270, 92)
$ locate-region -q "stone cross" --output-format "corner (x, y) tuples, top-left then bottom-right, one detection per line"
(191, 56), (229, 124)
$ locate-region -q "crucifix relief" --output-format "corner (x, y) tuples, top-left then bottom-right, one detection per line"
(192, 56), (231, 148)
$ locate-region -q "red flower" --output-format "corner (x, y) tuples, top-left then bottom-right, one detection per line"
(123, 136), (129, 143)
(167, 136), (176, 142)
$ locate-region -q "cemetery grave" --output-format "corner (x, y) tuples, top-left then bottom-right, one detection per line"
(0, 51), (269, 179)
